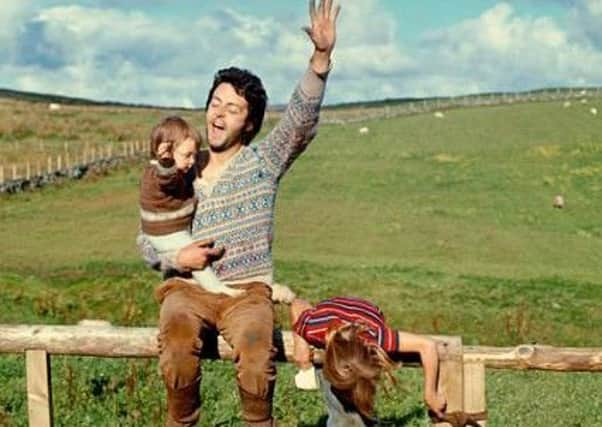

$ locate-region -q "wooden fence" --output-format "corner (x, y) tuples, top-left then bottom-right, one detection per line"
(1, 323), (601, 427)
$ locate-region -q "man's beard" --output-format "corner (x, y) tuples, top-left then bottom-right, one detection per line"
(208, 137), (239, 153)
(206, 126), (243, 153)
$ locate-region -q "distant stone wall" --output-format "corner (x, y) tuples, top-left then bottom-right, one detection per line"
(0, 140), (146, 195)
(0, 154), (143, 194)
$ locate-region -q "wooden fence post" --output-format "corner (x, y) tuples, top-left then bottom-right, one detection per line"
(463, 361), (486, 426)
(25, 349), (53, 427)
(0, 164), (4, 184)
(26, 162), (31, 180)
(12, 164), (17, 180)
(434, 336), (464, 426)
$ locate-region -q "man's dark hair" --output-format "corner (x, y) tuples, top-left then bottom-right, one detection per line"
(205, 67), (268, 146)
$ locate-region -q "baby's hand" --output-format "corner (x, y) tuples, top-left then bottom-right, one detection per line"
(157, 141), (173, 160)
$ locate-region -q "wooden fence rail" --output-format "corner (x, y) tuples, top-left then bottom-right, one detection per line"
(1, 323), (601, 427)
(1, 324), (600, 371)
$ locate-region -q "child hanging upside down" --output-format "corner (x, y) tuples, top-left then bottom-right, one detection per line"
(290, 296), (447, 426)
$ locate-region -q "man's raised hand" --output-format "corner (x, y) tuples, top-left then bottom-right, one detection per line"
(305, 0), (341, 73)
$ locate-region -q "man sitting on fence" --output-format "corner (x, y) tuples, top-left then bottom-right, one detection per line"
(137, 1), (340, 425)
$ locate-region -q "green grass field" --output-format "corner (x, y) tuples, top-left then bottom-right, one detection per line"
(1, 98), (601, 426)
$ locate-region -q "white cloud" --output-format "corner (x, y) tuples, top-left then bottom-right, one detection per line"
(316, 0), (416, 101)
(569, 0), (602, 49)
(584, 0), (602, 15)
(0, 1), (35, 59)
(1, 1), (602, 106)
(5, 5), (234, 106)
(408, 2), (602, 96)
(0, 1), (421, 105)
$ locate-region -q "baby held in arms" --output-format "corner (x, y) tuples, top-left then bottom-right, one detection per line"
(139, 116), (244, 297)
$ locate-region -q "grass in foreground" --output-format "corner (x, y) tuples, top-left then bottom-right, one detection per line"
(0, 355), (600, 426)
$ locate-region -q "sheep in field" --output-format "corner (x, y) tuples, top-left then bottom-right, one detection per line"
(553, 195), (565, 209)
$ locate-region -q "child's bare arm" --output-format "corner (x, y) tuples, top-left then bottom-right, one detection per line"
(397, 332), (446, 417)
(290, 298), (314, 369)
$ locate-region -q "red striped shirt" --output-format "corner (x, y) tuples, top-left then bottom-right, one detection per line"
(293, 297), (399, 353)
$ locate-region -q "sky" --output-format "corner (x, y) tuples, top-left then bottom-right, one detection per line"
(2, 0), (602, 107)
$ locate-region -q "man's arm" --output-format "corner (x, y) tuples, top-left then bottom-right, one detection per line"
(136, 230), (225, 275)
(257, 0), (340, 180)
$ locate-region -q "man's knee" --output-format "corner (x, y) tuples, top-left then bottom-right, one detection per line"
(158, 312), (203, 389)
(237, 344), (277, 399)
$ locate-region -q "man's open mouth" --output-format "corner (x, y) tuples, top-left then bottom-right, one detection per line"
(212, 122), (225, 131)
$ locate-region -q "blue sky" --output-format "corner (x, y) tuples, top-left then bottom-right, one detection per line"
(2, 1), (601, 107)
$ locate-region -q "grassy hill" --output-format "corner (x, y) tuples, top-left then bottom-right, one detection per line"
(0, 98), (601, 425)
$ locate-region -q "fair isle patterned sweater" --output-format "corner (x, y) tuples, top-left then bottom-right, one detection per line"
(138, 66), (328, 285)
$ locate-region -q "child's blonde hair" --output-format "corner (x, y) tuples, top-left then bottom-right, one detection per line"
(322, 323), (398, 419)
(149, 116), (202, 159)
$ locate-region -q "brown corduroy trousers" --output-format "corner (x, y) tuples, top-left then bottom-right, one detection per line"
(155, 279), (277, 427)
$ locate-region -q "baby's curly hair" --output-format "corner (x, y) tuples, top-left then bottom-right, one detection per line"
(149, 116), (201, 159)
(322, 323), (399, 419)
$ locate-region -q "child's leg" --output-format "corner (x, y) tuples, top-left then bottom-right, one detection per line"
(191, 268), (245, 297)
